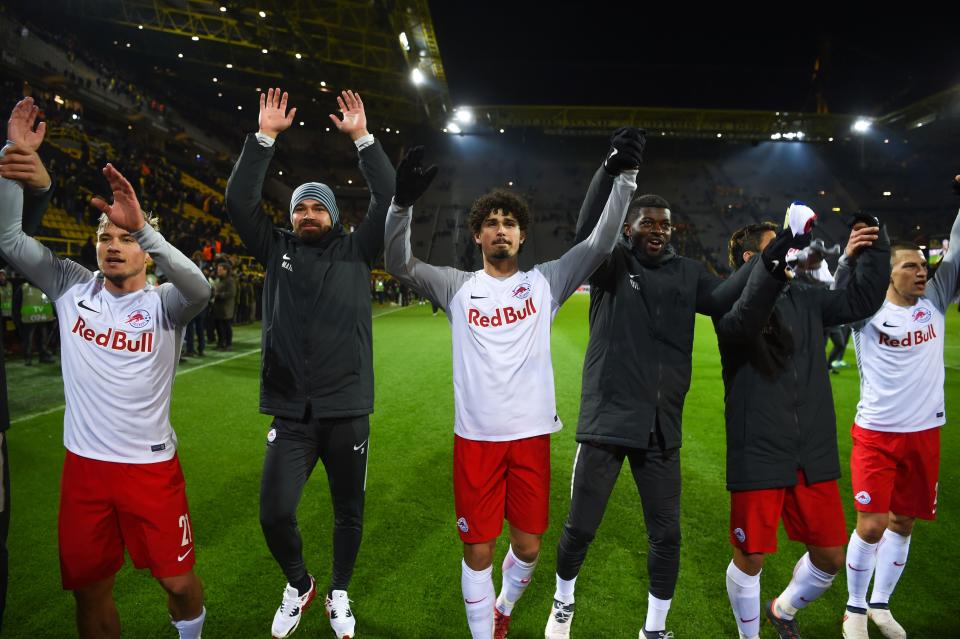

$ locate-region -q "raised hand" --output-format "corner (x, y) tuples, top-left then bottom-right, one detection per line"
(394, 146), (438, 207)
(328, 90), (369, 141)
(0, 144), (51, 190)
(89, 164), (145, 232)
(845, 224), (880, 259)
(258, 88), (297, 140)
(763, 227), (810, 281)
(7, 97), (46, 152)
(603, 127), (646, 175)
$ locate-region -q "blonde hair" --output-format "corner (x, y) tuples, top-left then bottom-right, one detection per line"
(97, 211), (160, 233)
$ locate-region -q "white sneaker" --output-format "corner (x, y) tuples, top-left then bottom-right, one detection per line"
(271, 576), (316, 638)
(545, 598), (575, 638)
(842, 609), (869, 639)
(325, 589), (356, 639)
(868, 607), (906, 639)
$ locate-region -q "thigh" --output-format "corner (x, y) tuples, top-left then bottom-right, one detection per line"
(504, 434), (551, 536)
(318, 415), (370, 509)
(782, 474), (846, 548)
(628, 447), (681, 534)
(564, 442), (626, 533)
(850, 424), (899, 515)
(730, 487), (785, 555)
(260, 418), (322, 516)
(58, 452), (125, 590)
(115, 455), (196, 580)
(454, 435), (509, 544)
(891, 427), (940, 520)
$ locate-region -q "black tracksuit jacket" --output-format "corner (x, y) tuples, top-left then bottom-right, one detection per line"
(225, 134), (395, 420)
(573, 166), (753, 449)
(713, 233), (889, 492)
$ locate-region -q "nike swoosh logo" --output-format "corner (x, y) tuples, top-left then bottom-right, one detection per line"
(283, 253), (291, 261)
(893, 561), (906, 566)
(848, 563), (869, 572)
(799, 596), (813, 602)
(608, 148), (618, 158)
(464, 597), (487, 604)
(78, 300), (100, 313)
(740, 615), (758, 623)
(353, 440), (367, 451)
(470, 295), (487, 299)
(177, 547), (194, 562)
(882, 321), (900, 328)
(520, 578), (530, 584)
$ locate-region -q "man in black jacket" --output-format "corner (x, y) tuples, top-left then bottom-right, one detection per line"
(225, 88), (395, 639)
(0, 97), (54, 632)
(714, 215), (888, 639)
(546, 129), (754, 639)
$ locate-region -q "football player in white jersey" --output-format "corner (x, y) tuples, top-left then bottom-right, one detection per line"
(840, 178), (960, 639)
(384, 137), (641, 639)
(0, 141), (210, 639)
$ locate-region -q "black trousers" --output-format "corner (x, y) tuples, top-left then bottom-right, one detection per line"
(259, 414), (369, 592)
(556, 438), (681, 600)
(214, 318), (233, 348)
(0, 433), (9, 632)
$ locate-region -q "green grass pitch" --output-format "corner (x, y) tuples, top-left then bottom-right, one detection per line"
(4, 295), (959, 637)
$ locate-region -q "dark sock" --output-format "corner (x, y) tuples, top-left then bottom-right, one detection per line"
(291, 574), (312, 596)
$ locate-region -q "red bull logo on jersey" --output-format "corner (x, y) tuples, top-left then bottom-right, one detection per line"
(878, 324), (936, 348)
(467, 298), (538, 328)
(71, 316), (154, 353)
(512, 283), (532, 300)
(124, 308), (152, 329)
(912, 306), (932, 324)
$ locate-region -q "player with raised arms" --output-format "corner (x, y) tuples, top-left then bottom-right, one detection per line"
(0, 128), (210, 637)
(384, 133), (641, 638)
(839, 177), (960, 639)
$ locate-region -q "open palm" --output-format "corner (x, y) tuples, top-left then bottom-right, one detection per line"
(7, 97), (46, 152)
(89, 164), (145, 231)
(258, 88), (296, 139)
(328, 90), (368, 139)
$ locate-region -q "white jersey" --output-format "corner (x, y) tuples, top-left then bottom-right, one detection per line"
(384, 171), (637, 442)
(840, 213), (960, 433)
(853, 300), (945, 432)
(447, 268), (560, 440)
(0, 174), (211, 463)
(56, 279), (183, 462)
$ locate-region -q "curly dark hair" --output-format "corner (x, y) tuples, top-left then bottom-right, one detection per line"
(728, 222), (779, 268)
(468, 189), (530, 234)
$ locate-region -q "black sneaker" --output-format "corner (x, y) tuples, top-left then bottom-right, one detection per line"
(765, 599), (802, 639)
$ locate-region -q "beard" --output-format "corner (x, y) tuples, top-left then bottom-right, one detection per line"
(297, 222), (332, 244)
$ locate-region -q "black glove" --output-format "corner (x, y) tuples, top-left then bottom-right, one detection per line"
(762, 227), (811, 281)
(394, 146), (438, 208)
(602, 127), (646, 175)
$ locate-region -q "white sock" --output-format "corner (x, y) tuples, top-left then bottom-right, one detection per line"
(462, 560), (495, 639)
(497, 546), (537, 616)
(172, 606), (206, 639)
(554, 573), (577, 605)
(775, 553), (836, 620)
(846, 530), (878, 609)
(870, 529), (911, 606)
(726, 561), (761, 639)
(644, 593), (671, 632)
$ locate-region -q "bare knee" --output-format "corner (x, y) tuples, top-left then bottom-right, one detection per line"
(463, 541), (496, 571)
(158, 571), (202, 599)
(856, 511), (889, 544)
(509, 527), (541, 562)
(808, 546), (844, 575)
(733, 549), (765, 576)
(73, 576), (115, 607)
(888, 513), (915, 537)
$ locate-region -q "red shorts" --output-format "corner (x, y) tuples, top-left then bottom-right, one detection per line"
(453, 434), (550, 544)
(59, 451), (196, 590)
(730, 470), (847, 554)
(850, 424), (940, 520)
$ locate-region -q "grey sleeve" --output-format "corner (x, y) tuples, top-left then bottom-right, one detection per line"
(0, 175), (90, 299)
(384, 202), (470, 309)
(830, 254), (869, 330)
(538, 169), (637, 307)
(132, 224), (212, 325)
(927, 207), (960, 313)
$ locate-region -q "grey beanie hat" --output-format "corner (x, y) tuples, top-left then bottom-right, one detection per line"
(290, 182), (340, 226)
